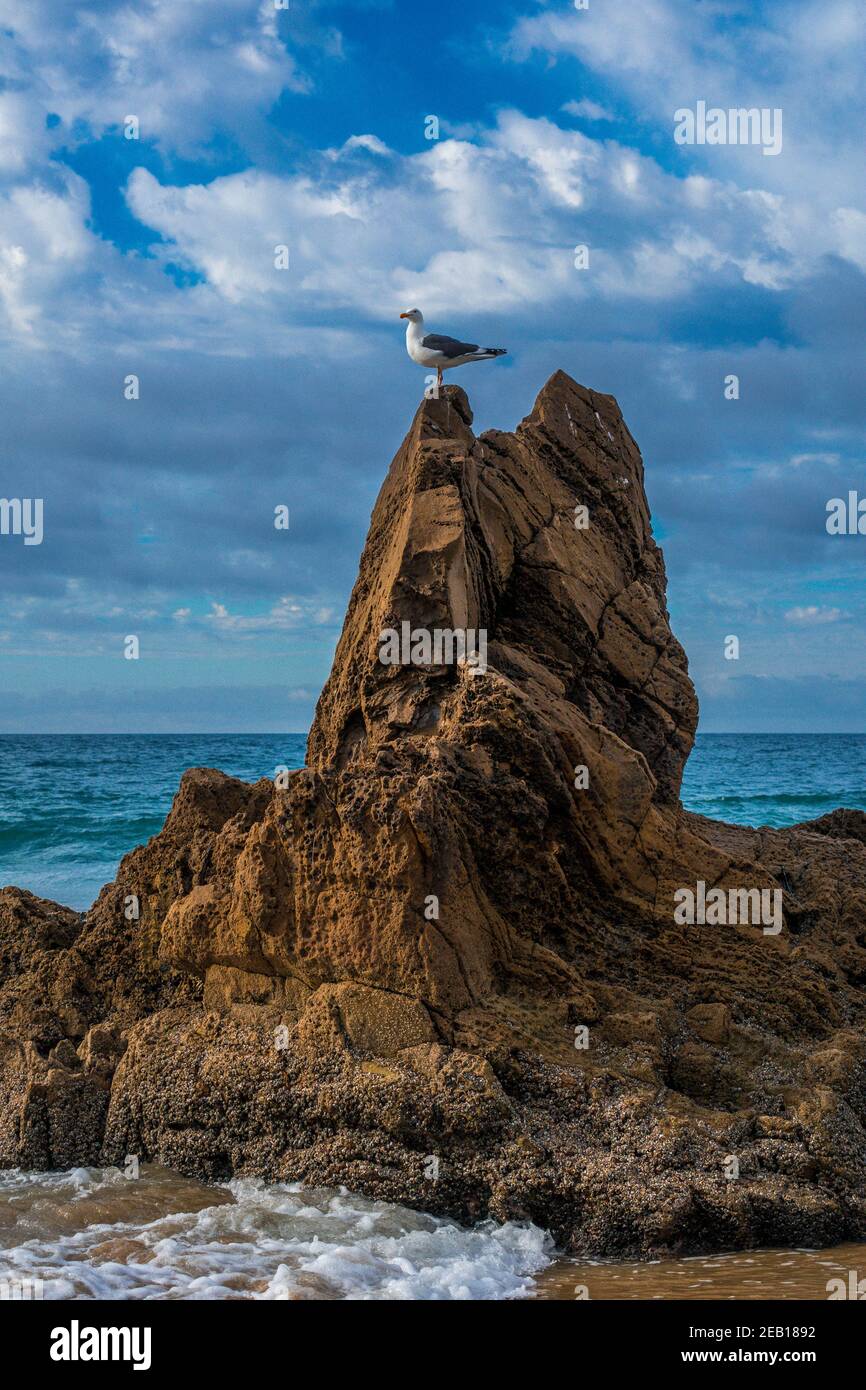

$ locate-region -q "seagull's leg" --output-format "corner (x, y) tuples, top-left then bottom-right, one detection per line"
(436, 367), (443, 394)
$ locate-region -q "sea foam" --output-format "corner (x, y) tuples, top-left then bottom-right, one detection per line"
(0, 1167), (554, 1301)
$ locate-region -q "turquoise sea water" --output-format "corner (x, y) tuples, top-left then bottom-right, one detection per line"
(0, 733), (865, 911)
(681, 732), (866, 827)
(0, 733), (307, 911)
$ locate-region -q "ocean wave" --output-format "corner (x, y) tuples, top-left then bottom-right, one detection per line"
(0, 817), (163, 853)
(0, 1167), (554, 1301)
(698, 792), (857, 807)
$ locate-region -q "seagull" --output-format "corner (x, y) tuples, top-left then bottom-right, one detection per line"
(399, 308), (507, 390)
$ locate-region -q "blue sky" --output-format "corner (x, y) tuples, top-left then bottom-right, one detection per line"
(0, 0), (864, 733)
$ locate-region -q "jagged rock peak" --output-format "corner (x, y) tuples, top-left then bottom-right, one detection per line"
(309, 370), (698, 805)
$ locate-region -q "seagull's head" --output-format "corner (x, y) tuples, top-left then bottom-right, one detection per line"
(399, 308), (423, 324)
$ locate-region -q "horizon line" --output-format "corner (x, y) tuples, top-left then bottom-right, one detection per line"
(0, 730), (865, 738)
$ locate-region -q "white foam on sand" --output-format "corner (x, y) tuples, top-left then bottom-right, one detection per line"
(0, 1167), (554, 1301)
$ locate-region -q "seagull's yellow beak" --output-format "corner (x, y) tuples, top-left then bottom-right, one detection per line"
(399, 311), (410, 319)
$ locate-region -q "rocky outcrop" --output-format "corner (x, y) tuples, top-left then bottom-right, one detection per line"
(3, 372), (866, 1258)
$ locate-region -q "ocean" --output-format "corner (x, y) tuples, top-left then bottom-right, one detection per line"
(680, 732), (866, 828)
(2, 730), (865, 1300)
(2, 732), (865, 914)
(0, 733), (308, 912)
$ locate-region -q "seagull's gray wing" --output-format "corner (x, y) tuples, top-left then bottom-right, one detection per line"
(421, 333), (479, 358)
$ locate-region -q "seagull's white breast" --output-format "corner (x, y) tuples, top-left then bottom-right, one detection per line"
(405, 322), (442, 367)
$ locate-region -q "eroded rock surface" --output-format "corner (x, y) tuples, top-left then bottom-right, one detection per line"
(3, 373), (866, 1258)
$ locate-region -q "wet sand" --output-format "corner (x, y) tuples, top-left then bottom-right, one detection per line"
(533, 1244), (866, 1300)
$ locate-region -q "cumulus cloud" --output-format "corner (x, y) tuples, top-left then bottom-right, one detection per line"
(0, 170), (95, 337)
(119, 107), (865, 330)
(0, 0), (318, 155)
(507, 0), (866, 213)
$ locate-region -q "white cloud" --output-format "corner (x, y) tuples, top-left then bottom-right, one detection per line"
(509, 0), (719, 86)
(790, 452), (840, 469)
(0, 171), (94, 336)
(0, 1), (361, 341)
(507, 0), (866, 218)
(561, 99), (616, 122)
(0, 0), (860, 354)
(0, 0), (316, 156)
(118, 104), (865, 332)
(206, 596), (334, 633)
(833, 208), (866, 272)
(0, 92), (52, 172)
(334, 134), (392, 158)
(784, 606), (844, 625)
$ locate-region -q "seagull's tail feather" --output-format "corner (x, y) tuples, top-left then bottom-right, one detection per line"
(473, 348), (507, 360)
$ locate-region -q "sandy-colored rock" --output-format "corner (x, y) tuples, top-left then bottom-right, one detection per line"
(4, 372), (866, 1257)
(686, 1003), (731, 1045)
(295, 982), (436, 1057)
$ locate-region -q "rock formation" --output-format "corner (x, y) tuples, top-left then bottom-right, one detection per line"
(3, 371), (866, 1257)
